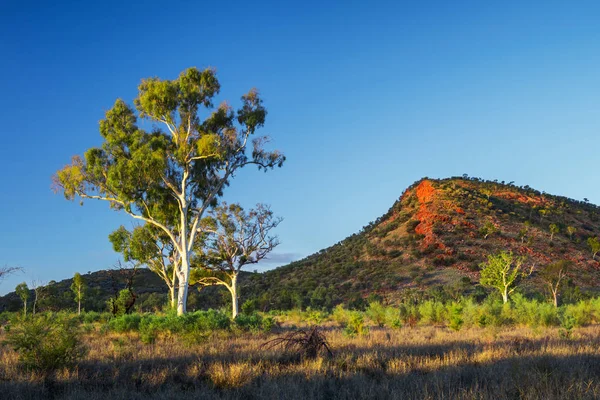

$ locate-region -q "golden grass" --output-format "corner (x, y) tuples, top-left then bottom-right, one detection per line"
(1, 325), (599, 399)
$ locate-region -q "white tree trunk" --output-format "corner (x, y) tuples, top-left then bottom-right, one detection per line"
(231, 273), (239, 318)
(170, 286), (176, 309)
(78, 296), (81, 315)
(502, 288), (508, 304)
(177, 253), (190, 316)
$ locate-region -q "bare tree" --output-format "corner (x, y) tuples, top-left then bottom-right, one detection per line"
(192, 203), (281, 318)
(30, 279), (47, 316)
(0, 265), (22, 285)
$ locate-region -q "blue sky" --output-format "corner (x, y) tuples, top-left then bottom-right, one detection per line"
(1, 1), (599, 294)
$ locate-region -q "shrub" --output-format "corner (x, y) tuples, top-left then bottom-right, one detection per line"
(447, 302), (464, 331)
(418, 300), (446, 325)
(365, 302), (386, 327)
(3, 315), (86, 372)
(344, 312), (369, 337)
(107, 313), (142, 332)
(241, 299), (258, 315)
(82, 311), (101, 324)
(234, 313), (264, 332)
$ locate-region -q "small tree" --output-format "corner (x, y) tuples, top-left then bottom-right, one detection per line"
(588, 237), (600, 260)
(191, 203), (281, 318)
(15, 282), (30, 317)
(549, 223), (559, 241)
(109, 225), (178, 309)
(479, 251), (531, 303)
(566, 226), (576, 241)
(480, 221), (498, 239)
(71, 273), (86, 315)
(30, 279), (47, 316)
(539, 260), (571, 307)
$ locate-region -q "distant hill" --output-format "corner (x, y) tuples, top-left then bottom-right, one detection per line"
(244, 177), (600, 309)
(2, 177), (599, 312)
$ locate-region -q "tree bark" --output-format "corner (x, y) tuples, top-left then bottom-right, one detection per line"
(231, 274), (239, 318)
(169, 286), (176, 309)
(177, 255), (190, 315)
(502, 289), (508, 304)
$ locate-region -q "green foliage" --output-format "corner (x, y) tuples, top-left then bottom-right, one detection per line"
(365, 301), (386, 327)
(234, 313), (274, 333)
(107, 289), (136, 316)
(344, 312), (369, 337)
(587, 237), (600, 259)
(241, 299), (258, 315)
(418, 300), (446, 325)
(480, 251), (529, 303)
(3, 314), (86, 372)
(108, 313), (142, 332)
(15, 282), (29, 310)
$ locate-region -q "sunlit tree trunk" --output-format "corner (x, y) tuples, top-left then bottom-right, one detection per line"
(231, 273), (239, 318)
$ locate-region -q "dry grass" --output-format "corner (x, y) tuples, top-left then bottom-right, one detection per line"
(1, 324), (599, 399)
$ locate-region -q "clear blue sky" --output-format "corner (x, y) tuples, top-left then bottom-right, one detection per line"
(1, 1), (599, 294)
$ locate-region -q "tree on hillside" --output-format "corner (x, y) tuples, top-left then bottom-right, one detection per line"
(480, 221), (498, 239)
(71, 272), (87, 315)
(549, 223), (559, 241)
(109, 225), (178, 309)
(566, 226), (576, 241)
(479, 251), (531, 303)
(53, 67), (285, 315)
(539, 260), (571, 307)
(15, 282), (29, 317)
(588, 237), (600, 260)
(191, 203), (281, 318)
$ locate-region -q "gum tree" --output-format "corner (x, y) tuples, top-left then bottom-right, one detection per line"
(15, 282), (29, 317)
(71, 272), (86, 315)
(53, 67), (284, 315)
(191, 203), (281, 318)
(539, 260), (571, 307)
(479, 251), (531, 303)
(588, 237), (600, 260)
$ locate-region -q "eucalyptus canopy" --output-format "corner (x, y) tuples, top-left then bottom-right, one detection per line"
(54, 67), (284, 314)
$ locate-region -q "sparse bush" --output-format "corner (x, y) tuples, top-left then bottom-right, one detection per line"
(3, 315), (86, 372)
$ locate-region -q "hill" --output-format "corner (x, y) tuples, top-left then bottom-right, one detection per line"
(2, 176), (599, 312)
(244, 177), (600, 309)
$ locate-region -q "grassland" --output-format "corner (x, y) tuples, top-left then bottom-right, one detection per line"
(2, 319), (599, 400)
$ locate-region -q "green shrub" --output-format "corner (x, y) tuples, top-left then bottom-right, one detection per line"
(365, 302), (386, 327)
(3, 315), (86, 372)
(241, 299), (258, 315)
(82, 311), (101, 324)
(107, 313), (142, 332)
(234, 313), (264, 332)
(418, 300), (446, 325)
(344, 312), (369, 337)
(447, 302), (463, 331)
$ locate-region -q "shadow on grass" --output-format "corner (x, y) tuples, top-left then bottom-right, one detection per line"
(2, 337), (600, 400)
